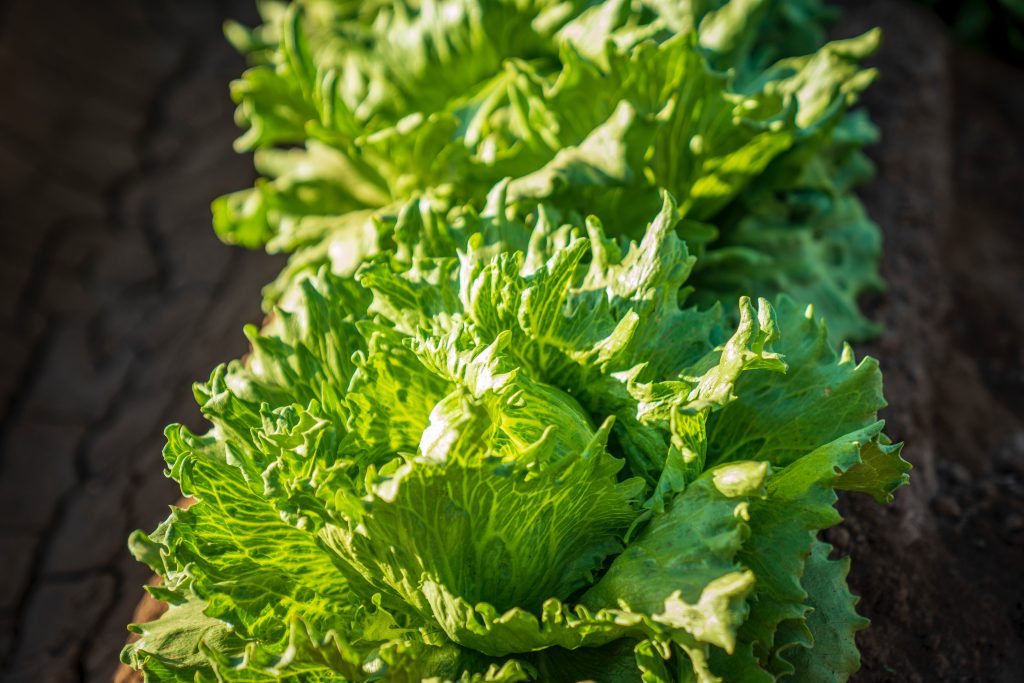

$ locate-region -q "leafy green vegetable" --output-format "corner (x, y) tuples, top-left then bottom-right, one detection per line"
(124, 1), (908, 680)
(124, 193), (908, 681)
(214, 0), (884, 341)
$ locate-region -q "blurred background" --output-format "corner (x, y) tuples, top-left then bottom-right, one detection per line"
(0, 0), (1021, 681)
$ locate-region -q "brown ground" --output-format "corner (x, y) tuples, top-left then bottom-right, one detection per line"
(0, 1), (1022, 681)
(0, 1), (283, 681)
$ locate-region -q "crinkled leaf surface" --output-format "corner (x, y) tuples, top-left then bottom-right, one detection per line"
(213, 0), (885, 342)
(126, 195), (907, 681)
(125, 1), (907, 680)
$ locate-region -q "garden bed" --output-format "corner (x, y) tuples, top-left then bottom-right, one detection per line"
(0, 0), (1021, 680)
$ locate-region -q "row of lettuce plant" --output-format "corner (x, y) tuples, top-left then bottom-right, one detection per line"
(123, 1), (910, 681)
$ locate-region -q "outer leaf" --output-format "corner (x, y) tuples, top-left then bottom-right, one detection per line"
(781, 541), (869, 682)
(706, 296), (887, 468)
(583, 462), (768, 653)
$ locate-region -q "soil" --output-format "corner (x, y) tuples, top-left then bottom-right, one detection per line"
(0, 1), (1022, 681)
(0, 1), (284, 680)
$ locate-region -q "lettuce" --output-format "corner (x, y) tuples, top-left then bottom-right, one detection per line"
(213, 0), (883, 341)
(123, 2), (910, 680)
(123, 192), (908, 681)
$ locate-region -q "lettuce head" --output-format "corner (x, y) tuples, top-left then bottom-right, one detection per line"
(123, 192), (908, 681)
(213, 0), (885, 342)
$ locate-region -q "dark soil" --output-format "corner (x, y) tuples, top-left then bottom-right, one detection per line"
(0, 1), (284, 680)
(1, 1), (1022, 681)
(831, 2), (1024, 680)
